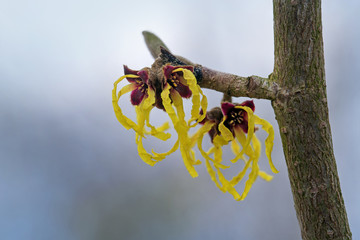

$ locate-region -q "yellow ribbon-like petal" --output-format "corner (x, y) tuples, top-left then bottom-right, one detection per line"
(228, 130), (255, 187)
(171, 90), (187, 128)
(114, 76), (173, 164)
(230, 132), (272, 181)
(216, 167), (240, 199)
(143, 88), (172, 141)
(218, 117), (234, 142)
(176, 68), (208, 126)
(205, 157), (223, 191)
(136, 134), (164, 166)
(259, 171), (273, 181)
(152, 139), (180, 159)
(196, 122), (214, 161)
(146, 122), (171, 141)
(112, 75), (142, 134)
(239, 134), (261, 200)
(254, 115), (279, 174)
(135, 105), (146, 136)
(231, 139), (241, 159)
(195, 122), (224, 187)
(212, 135), (227, 164)
(161, 84), (198, 178)
(161, 85), (178, 124)
(207, 126), (270, 200)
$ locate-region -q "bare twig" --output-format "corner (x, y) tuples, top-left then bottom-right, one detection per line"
(143, 31), (278, 100)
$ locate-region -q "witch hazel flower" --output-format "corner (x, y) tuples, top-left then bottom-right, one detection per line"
(159, 65), (208, 177)
(193, 100), (279, 201)
(113, 62), (278, 201)
(112, 64), (207, 177)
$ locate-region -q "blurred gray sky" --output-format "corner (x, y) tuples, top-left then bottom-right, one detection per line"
(0, 1), (359, 239)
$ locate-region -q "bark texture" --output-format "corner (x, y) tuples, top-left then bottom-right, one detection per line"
(272, 0), (351, 239)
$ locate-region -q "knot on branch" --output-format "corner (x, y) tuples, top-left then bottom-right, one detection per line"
(247, 76), (259, 93)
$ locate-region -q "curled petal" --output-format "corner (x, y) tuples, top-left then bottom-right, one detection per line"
(218, 117), (234, 142)
(140, 88), (171, 140)
(195, 122), (229, 169)
(170, 90), (187, 126)
(216, 167), (240, 199)
(231, 129), (273, 181)
(161, 84), (198, 178)
(146, 122), (171, 141)
(206, 117), (273, 200)
(135, 88), (156, 135)
(161, 85), (179, 125)
(239, 134), (261, 200)
(195, 122), (232, 193)
(231, 129), (249, 163)
(229, 156), (253, 192)
(195, 121), (224, 189)
(205, 155), (224, 191)
(190, 149), (202, 165)
(179, 142), (198, 177)
(114, 75), (171, 165)
(112, 75), (142, 134)
(136, 134), (164, 166)
(258, 171), (273, 181)
(139, 88), (171, 140)
(254, 115), (279, 174)
(172, 91), (200, 168)
(212, 135), (228, 164)
(196, 121), (217, 163)
(173, 68), (208, 127)
(230, 139), (244, 162)
(152, 140), (179, 159)
(134, 88), (174, 163)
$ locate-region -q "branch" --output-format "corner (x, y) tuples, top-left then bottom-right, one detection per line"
(143, 31), (278, 100)
(198, 66), (278, 100)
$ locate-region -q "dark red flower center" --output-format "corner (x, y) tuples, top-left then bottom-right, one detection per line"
(167, 73), (181, 88)
(135, 79), (148, 93)
(226, 109), (245, 128)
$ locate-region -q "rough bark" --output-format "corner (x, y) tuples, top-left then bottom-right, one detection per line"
(272, 0), (351, 239)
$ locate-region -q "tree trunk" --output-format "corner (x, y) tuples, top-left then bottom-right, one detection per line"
(272, 0), (351, 239)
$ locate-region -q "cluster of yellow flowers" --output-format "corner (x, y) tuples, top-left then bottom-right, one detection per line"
(112, 65), (278, 201)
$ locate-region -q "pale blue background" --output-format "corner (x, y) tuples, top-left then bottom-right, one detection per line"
(1, 1), (359, 239)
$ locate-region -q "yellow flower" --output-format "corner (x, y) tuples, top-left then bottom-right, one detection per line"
(113, 64), (278, 201)
(112, 65), (207, 177)
(194, 101), (278, 200)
